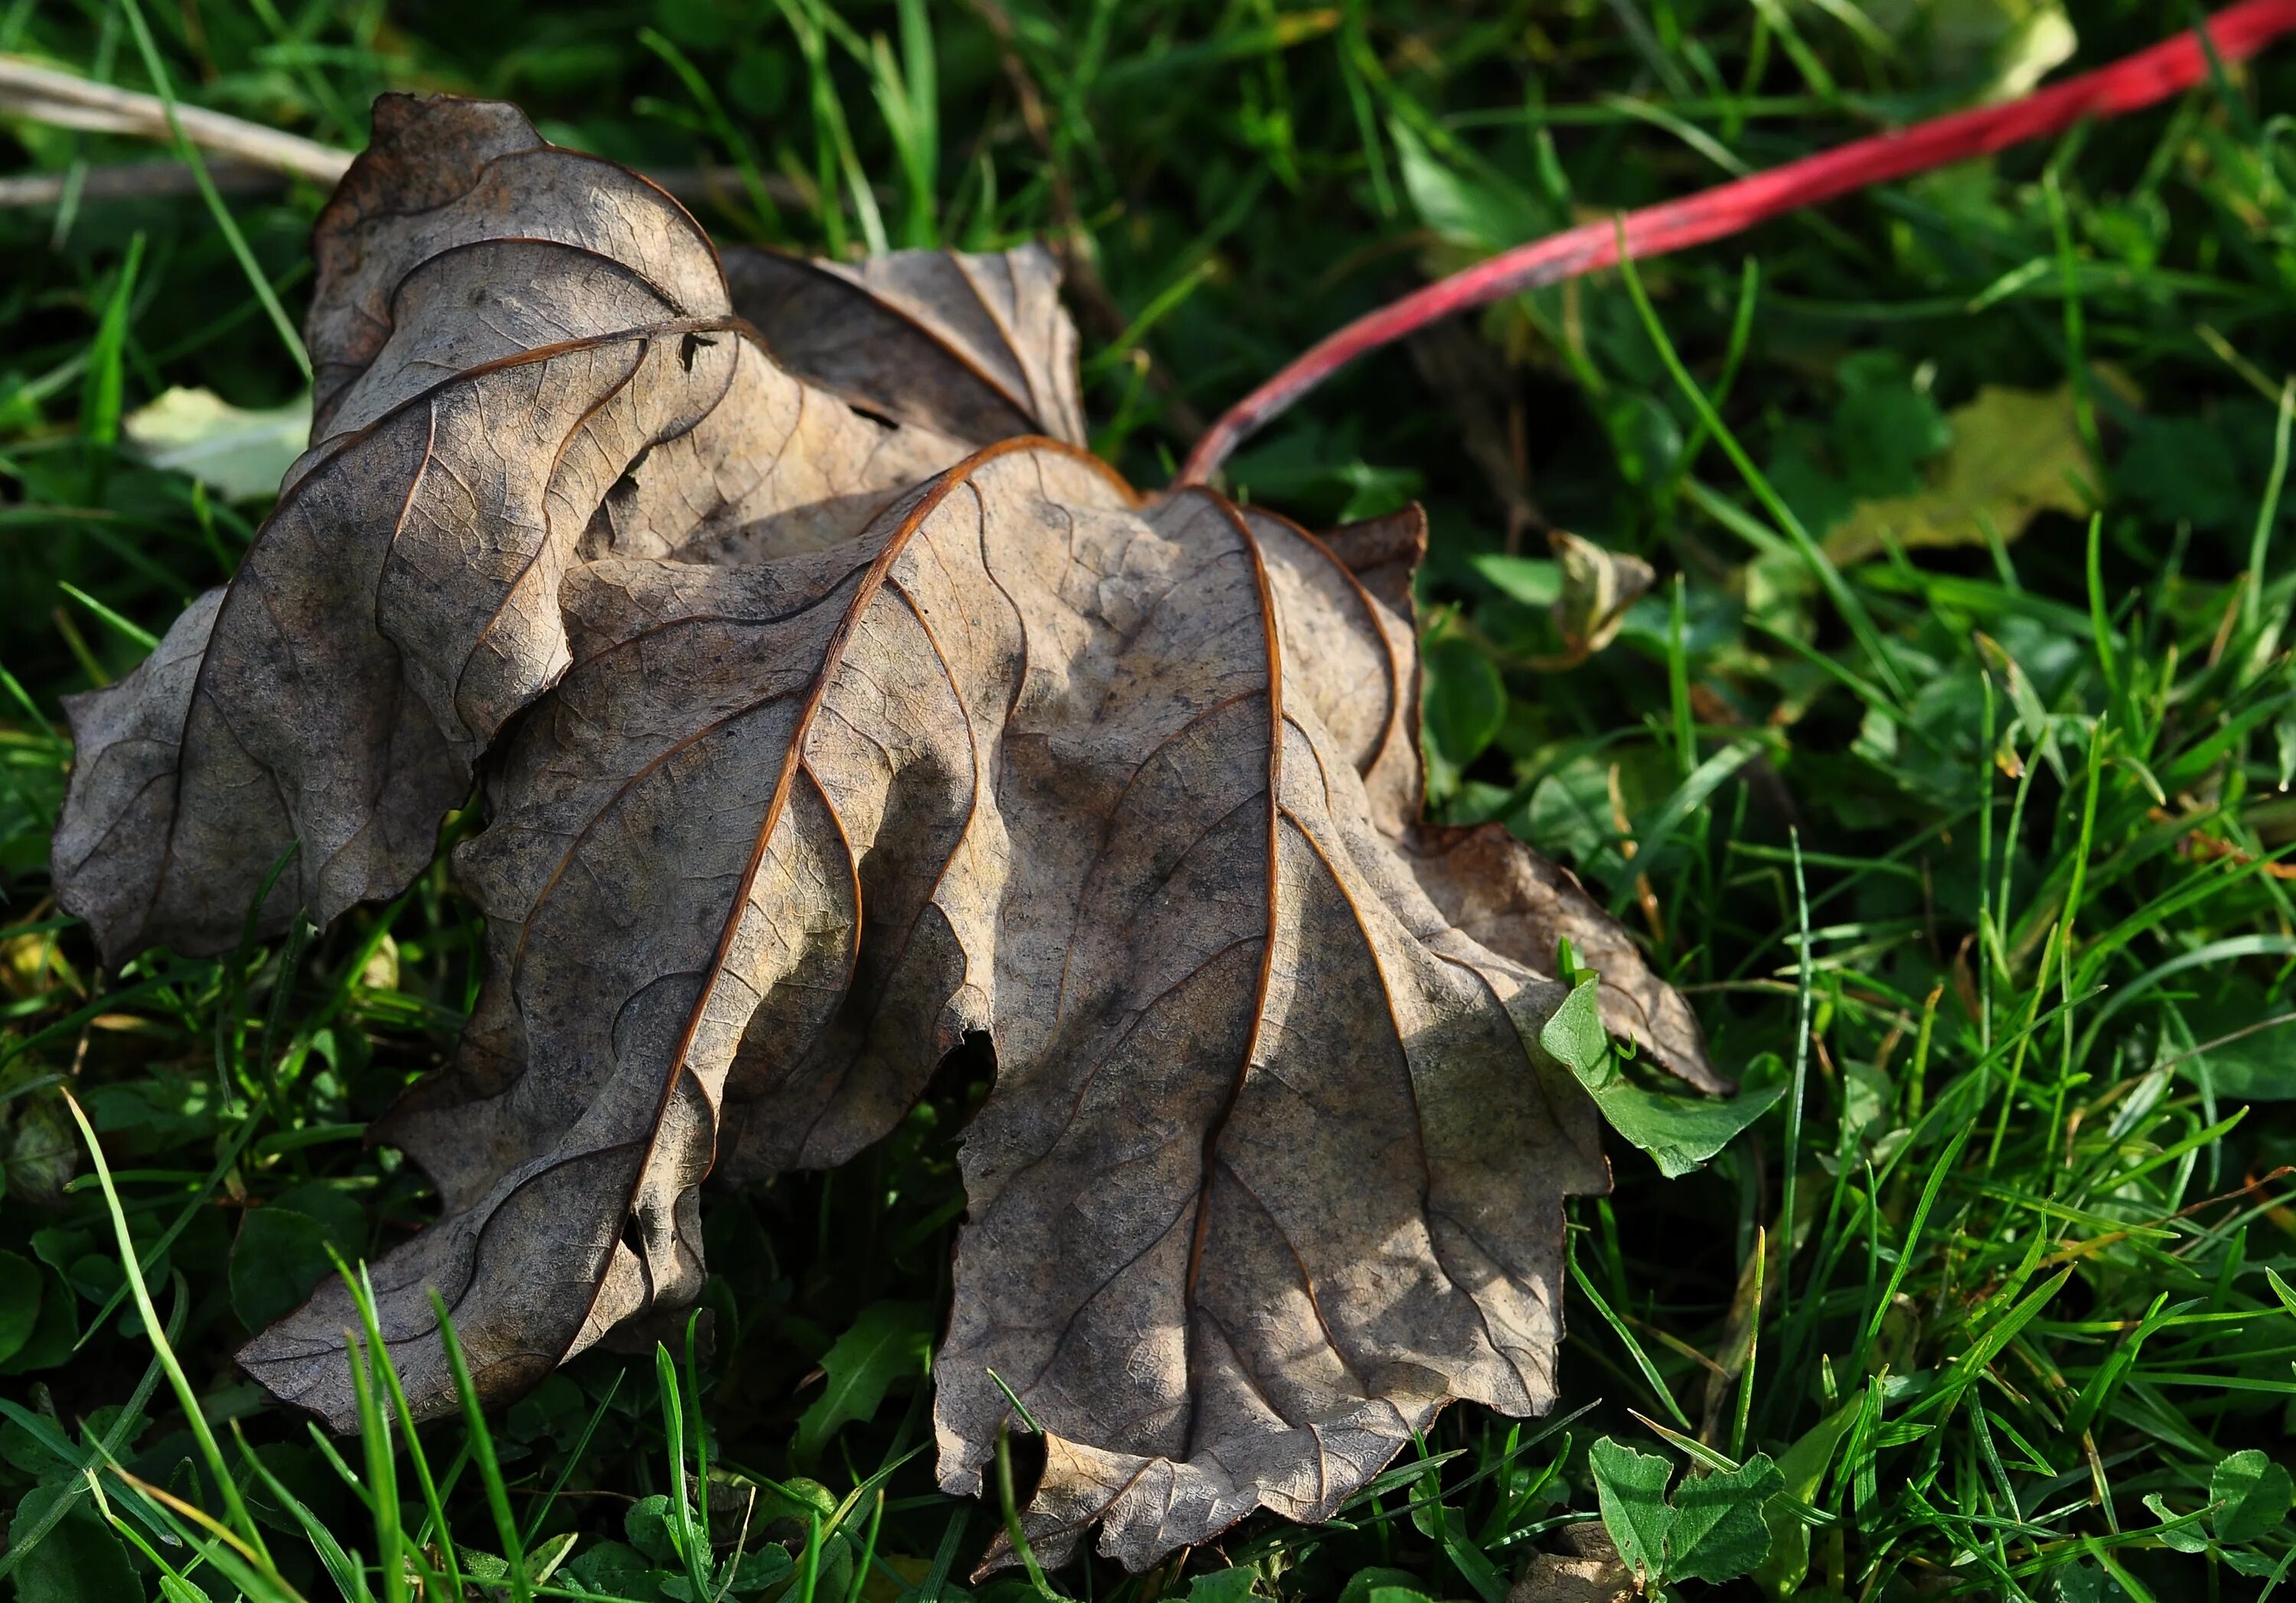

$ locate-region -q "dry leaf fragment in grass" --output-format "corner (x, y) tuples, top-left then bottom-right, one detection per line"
(49, 95), (1717, 1571)
(1508, 1526), (1636, 1603)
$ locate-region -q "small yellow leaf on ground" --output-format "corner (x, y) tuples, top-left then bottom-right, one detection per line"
(122, 386), (311, 503)
(1822, 383), (2095, 568)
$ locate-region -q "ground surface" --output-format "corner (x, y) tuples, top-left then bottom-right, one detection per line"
(2, 2), (2295, 1600)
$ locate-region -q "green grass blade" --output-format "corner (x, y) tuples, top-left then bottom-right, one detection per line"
(431, 1290), (533, 1602)
(113, 0), (313, 379)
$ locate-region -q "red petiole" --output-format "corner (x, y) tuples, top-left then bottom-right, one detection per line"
(1178, 0), (2296, 484)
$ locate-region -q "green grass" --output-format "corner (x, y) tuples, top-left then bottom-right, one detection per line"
(5, 2), (2296, 1600)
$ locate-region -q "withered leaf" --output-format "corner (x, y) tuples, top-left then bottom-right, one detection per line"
(52, 95), (1015, 961)
(722, 245), (1087, 448)
(1547, 529), (1655, 663)
(50, 95), (1718, 1572)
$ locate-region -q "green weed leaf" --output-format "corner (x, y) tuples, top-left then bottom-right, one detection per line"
(1538, 976), (1612, 1079)
(2210, 1448), (2294, 1546)
(794, 1300), (932, 1465)
(626, 1491), (681, 1566)
(560, 1537), (660, 1598)
(5, 1483), (145, 1603)
(0, 1251), (42, 1367)
(1470, 554), (1561, 608)
(2119, 417), (2249, 533)
(2139, 1493), (2211, 1553)
(0, 1267), (77, 1376)
(1753, 1396), (1859, 1597)
(1336, 1566), (1422, 1603)
(1831, 352), (1950, 500)
(1421, 635), (1506, 781)
(729, 1543), (795, 1594)
(1590, 1438), (1789, 1590)
(1188, 1566), (1261, 1603)
(228, 1207), (335, 1331)
(1664, 1453), (1783, 1584)
(1542, 982), (1782, 1176)
(1389, 119), (1549, 251)
(1587, 1437), (1674, 1583)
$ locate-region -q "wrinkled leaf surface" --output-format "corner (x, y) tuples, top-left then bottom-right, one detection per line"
(48, 94), (1720, 1572)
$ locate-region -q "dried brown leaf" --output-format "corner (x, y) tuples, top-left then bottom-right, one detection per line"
(1508, 1527), (1635, 1603)
(53, 96), (988, 961)
(722, 245), (1087, 448)
(49, 94), (1719, 1572)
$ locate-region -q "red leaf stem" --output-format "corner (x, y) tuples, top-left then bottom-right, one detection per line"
(1177, 0), (2296, 484)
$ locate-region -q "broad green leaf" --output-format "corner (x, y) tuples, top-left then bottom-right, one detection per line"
(1388, 119), (1548, 251)
(2118, 417), (2249, 533)
(0, 1251), (41, 1366)
(7, 1483), (146, 1603)
(626, 1491), (681, 1566)
(2210, 1448), (2294, 1546)
(1470, 553), (1560, 608)
(729, 1543), (795, 1594)
(532, 1529), (581, 1588)
(755, 1475), (838, 1528)
(1587, 1437), (1674, 1583)
(1420, 636), (1506, 775)
(238, 1440), (354, 1548)
(1525, 753), (1639, 878)
(1831, 352), (1951, 500)
(1188, 1566), (1261, 1603)
(2049, 1555), (2135, 1602)
(0, 1408), (77, 1482)
(1664, 1452), (1784, 1585)
(228, 1206), (335, 1331)
(1541, 982), (1783, 1178)
(1336, 1567), (1423, 1603)
(1765, 427), (1855, 541)
(1753, 1393), (1861, 1598)
(559, 1537), (660, 1598)
(2167, 999), (2296, 1101)
(507, 1373), (588, 1445)
(0, 1269), (77, 1376)
(239, 1441), (364, 1597)
(1821, 384), (2095, 568)
(122, 386), (312, 503)
(794, 1300), (932, 1465)
(1538, 977), (1612, 1079)
(1604, 393), (1684, 490)
(269, 1181), (370, 1258)
(2139, 1493), (2211, 1554)
(8, 1103), (78, 1210)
